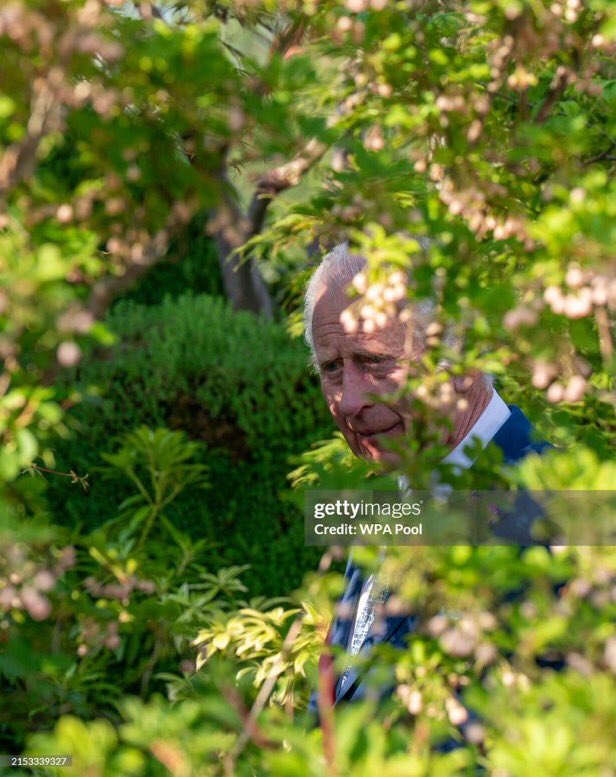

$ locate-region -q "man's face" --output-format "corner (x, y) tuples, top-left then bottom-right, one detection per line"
(312, 280), (418, 464)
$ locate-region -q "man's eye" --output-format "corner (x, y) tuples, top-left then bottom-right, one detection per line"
(323, 360), (342, 373)
(366, 355), (388, 364)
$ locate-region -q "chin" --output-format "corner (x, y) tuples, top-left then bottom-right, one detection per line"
(357, 441), (401, 467)
(371, 449), (402, 467)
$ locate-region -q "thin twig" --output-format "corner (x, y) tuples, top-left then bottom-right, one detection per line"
(224, 615), (305, 771)
(584, 142), (616, 165)
(595, 306), (613, 363)
(22, 462), (89, 491)
(140, 632), (164, 697)
(317, 624), (338, 777)
(221, 683), (277, 750)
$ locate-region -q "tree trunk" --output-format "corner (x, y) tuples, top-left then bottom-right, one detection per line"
(214, 230), (274, 319)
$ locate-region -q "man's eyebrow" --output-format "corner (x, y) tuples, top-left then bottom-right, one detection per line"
(316, 346), (399, 365)
(314, 350), (338, 363)
(352, 345), (399, 358)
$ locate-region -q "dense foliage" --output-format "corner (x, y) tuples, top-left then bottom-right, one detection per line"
(47, 292), (332, 594)
(1, 425), (312, 752)
(0, 0), (614, 775)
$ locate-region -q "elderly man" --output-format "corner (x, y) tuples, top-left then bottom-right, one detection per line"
(305, 243), (551, 720)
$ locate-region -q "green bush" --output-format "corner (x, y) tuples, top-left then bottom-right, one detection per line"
(1, 425), (300, 752)
(46, 294), (333, 597)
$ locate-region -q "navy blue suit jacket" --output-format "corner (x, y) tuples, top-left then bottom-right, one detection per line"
(308, 405), (552, 719)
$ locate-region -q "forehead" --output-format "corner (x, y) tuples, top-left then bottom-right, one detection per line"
(311, 282), (406, 355)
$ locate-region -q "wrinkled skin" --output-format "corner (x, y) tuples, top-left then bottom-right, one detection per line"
(312, 279), (491, 465)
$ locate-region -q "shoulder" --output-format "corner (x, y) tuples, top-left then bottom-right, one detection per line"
(492, 404), (555, 464)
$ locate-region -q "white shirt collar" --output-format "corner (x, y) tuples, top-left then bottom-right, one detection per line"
(397, 387), (511, 493)
(441, 386), (511, 472)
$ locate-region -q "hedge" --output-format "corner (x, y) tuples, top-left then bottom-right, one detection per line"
(47, 293), (333, 597)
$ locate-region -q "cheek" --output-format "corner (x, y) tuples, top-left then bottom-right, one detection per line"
(322, 384), (342, 419)
(388, 364), (409, 389)
(322, 385), (357, 440)
(380, 367), (412, 419)
(375, 367), (408, 402)
(329, 401), (348, 431)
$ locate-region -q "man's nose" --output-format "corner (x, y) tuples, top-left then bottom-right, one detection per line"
(339, 363), (372, 418)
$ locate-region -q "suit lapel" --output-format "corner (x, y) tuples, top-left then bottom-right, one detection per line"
(331, 556), (418, 704)
(327, 558), (366, 704)
(328, 557), (365, 652)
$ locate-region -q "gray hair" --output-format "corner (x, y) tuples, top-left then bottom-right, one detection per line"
(304, 241), (439, 360)
(303, 242), (493, 386)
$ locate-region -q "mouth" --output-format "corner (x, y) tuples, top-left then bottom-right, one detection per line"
(356, 421), (404, 445)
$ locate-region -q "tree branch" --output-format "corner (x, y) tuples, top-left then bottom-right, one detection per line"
(595, 306), (613, 363)
(210, 137), (327, 318)
(135, 2), (166, 22)
(87, 209), (189, 318)
(0, 82), (64, 195)
(268, 16), (307, 60)
(584, 142), (616, 166)
(210, 166), (274, 318)
(246, 138), (326, 238)
(534, 64), (572, 125)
